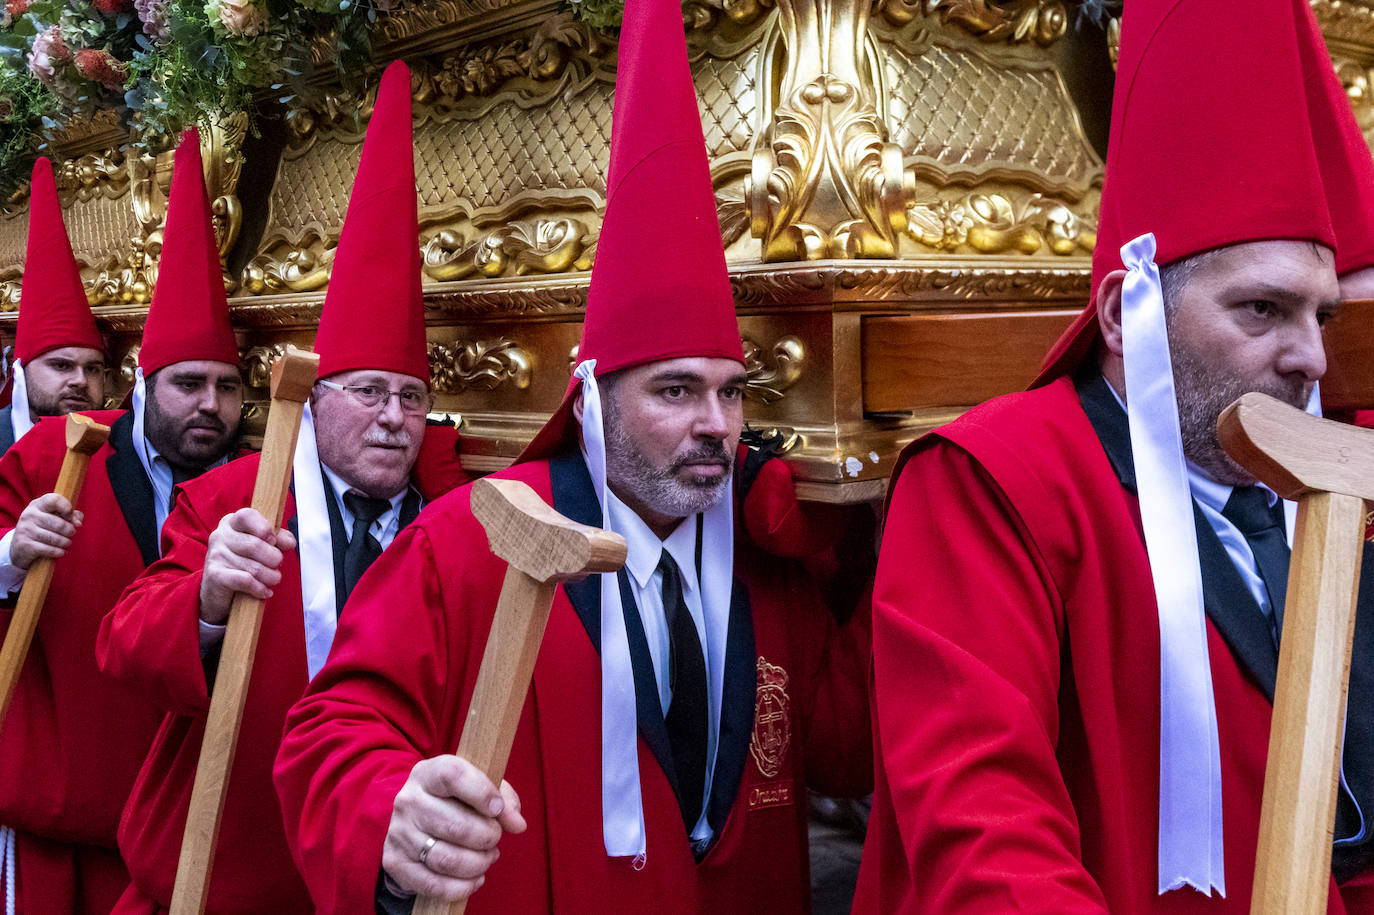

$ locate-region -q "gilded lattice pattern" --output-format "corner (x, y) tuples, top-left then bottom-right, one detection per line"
(884, 39), (1100, 196)
(267, 144), (363, 248)
(416, 92), (613, 214)
(64, 191), (138, 270)
(695, 50), (760, 157)
(0, 213), (25, 270)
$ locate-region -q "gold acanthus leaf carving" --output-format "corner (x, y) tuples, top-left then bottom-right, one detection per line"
(428, 339), (533, 394)
(0, 280), (20, 313)
(55, 148), (130, 200)
(422, 218), (591, 282)
(241, 243), (335, 295)
(119, 345), (141, 386)
(743, 335), (805, 404)
(430, 14), (596, 104)
(905, 191), (1096, 256)
(876, 0), (1068, 44)
(241, 344), (290, 389)
(89, 230), (162, 306)
(751, 0), (913, 261)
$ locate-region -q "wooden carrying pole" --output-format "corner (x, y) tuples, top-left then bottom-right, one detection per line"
(0, 413), (110, 729)
(169, 347), (318, 915)
(1216, 393), (1374, 915)
(413, 477), (626, 915)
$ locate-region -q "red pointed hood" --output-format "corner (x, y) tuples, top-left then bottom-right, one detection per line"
(15, 157), (103, 364)
(313, 60), (429, 383)
(139, 129), (240, 377)
(520, 0), (742, 460)
(1037, 0), (1344, 385)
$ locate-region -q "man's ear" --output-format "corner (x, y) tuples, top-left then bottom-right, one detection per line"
(1095, 268), (1128, 358)
(572, 388), (585, 424)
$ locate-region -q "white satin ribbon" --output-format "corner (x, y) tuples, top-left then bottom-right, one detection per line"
(574, 358), (736, 861)
(1, 824), (14, 915)
(1120, 233), (1226, 897)
(291, 404), (338, 681)
(9, 360), (31, 443)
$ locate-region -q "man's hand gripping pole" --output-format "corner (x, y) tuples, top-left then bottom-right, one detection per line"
(1217, 393), (1374, 915)
(169, 347), (318, 915)
(0, 413), (110, 729)
(413, 477), (626, 915)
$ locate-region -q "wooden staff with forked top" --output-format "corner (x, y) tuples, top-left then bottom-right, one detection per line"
(1216, 393), (1374, 915)
(169, 346), (319, 915)
(413, 476), (626, 915)
(0, 412), (110, 729)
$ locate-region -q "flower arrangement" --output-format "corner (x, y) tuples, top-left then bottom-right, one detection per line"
(0, 0), (396, 195)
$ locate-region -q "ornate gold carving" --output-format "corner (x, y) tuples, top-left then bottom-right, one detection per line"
(885, 0), (1068, 45)
(745, 425), (802, 454)
(241, 344), (289, 389)
(0, 280), (20, 313)
(89, 229), (161, 306)
(905, 191), (1095, 255)
(728, 261), (1091, 305)
(422, 217), (592, 281)
(1312, 0), (1374, 47)
(55, 149), (130, 201)
(749, 0), (913, 259)
(1107, 16), (1120, 70)
(119, 345), (141, 385)
(374, 0), (529, 45)
(743, 335), (805, 403)
(203, 112), (250, 290)
(241, 240), (335, 296)
(428, 338), (533, 393)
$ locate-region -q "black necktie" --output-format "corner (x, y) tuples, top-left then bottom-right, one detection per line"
(1222, 485), (1290, 646)
(169, 464), (196, 512)
(341, 492), (389, 603)
(659, 550), (708, 835)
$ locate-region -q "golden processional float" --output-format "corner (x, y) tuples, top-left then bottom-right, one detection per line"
(1, 0), (1371, 504)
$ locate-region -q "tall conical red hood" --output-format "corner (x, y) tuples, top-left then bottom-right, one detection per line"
(140, 129), (240, 377)
(520, 0), (742, 460)
(313, 60), (429, 383)
(1037, 0), (1341, 385)
(15, 157), (103, 364)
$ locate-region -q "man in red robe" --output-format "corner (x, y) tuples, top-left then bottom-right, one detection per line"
(0, 132), (245, 915)
(0, 157), (109, 455)
(854, 1), (1374, 912)
(96, 60), (469, 913)
(271, 2), (872, 911)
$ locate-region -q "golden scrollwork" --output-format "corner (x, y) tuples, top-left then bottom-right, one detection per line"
(426, 13), (602, 106)
(119, 345), (141, 385)
(0, 279), (19, 312)
(905, 191), (1096, 255)
(743, 335), (805, 404)
(874, 0), (1067, 44)
(1107, 16), (1120, 69)
(89, 230), (162, 306)
(727, 261), (1090, 306)
(202, 112), (250, 290)
(422, 217), (592, 281)
(55, 149), (130, 200)
(373, 0), (527, 45)
(241, 238), (335, 295)
(750, 0), (913, 260)
(241, 343), (289, 389)
(428, 338), (533, 394)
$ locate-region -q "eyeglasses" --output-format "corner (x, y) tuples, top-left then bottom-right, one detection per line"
(316, 379), (433, 414)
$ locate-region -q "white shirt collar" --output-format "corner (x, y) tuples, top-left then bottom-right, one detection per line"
(605, 489), (699, 594)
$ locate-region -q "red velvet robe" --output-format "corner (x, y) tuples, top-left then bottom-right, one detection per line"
(96, 440), (468, 914)
(853, 375), (1373, 914)
(0, 410), (166, 915)
(273, 451), (872, 914)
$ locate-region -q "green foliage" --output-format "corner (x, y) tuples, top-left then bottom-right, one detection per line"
(565, 0), (622, 29)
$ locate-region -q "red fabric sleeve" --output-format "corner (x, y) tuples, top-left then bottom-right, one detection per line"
(274, 522), (460, 914)
(95, 482), (217, 717)
(872, 440), (1110, 913)
(0, 421), (52, 629)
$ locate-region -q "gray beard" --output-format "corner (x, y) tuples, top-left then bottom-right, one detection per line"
(601, 401), (732, 521)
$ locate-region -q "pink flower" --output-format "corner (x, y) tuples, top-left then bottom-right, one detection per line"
(5, 0), (30, 17)
(74, 47), (127, 90)
(92, 0), (133, 13)
(216, 0), (266, 36)
(27, 26), (68, 86)
(134, 0), (170, 41)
